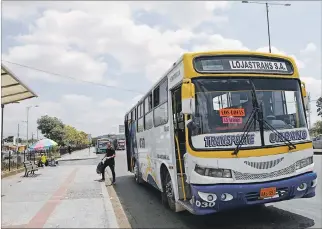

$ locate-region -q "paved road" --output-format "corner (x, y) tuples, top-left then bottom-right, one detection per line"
(106, 151), (322, 229)
(58, 147), (97, 161)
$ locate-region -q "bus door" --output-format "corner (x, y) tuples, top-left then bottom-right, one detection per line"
(171, 86), (191, 200)
(125, 116), (132, 172)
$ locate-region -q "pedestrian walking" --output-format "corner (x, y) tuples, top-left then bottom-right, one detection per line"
(112, 138), (118, 150)
(99, 141), (116, 184)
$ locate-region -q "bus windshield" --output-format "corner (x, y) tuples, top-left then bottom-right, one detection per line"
(190, 78), (307, 147)
(98, 141), (108, 148)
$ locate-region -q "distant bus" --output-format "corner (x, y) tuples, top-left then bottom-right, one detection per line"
(124, 50), (316, 215)
(117, 139), (126, 150)
(96, 138), (110, 154)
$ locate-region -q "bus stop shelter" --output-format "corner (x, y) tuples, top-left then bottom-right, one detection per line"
(1, 64), (38, 148)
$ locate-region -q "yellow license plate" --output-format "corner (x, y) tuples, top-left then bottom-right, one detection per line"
(260, 187), (276, 198)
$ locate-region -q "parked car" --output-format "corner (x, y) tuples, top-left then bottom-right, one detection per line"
(312, 134), (322, 153)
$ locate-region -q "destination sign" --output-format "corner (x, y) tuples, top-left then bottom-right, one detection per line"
(229, 60), (287, 72)
(193, 55), (294, 75)
(204, 133), (255, 148)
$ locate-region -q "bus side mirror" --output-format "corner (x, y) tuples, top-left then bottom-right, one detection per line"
(301, 81), (307, 98)
(181, 79), (195, 115)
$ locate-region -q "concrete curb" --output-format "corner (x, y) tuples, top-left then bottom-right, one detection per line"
(104, 174), (132, 228)
(1, 167), (25, 178)
(100, 182), (119, 228)
(57, 156), (97, 162)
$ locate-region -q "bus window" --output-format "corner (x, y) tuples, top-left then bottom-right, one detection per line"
(154, 87), (160, 107)
(153, 80), (168, 126)
(145, 93), (153, 113)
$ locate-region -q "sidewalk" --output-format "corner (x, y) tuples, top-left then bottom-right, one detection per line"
(58, 147), (97, 161)
(1, 157), (119, 228)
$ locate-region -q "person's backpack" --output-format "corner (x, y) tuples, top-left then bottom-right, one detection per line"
(96, 161), (104, 174)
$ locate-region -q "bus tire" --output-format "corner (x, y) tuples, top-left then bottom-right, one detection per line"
(163, 171), (176, 211)
(134, 161), (143, 184)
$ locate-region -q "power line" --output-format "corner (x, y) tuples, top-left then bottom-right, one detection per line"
(2, 59), (321, 101)
(2, 60), (144, 94)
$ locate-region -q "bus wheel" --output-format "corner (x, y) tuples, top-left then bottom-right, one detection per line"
(164, 172), (176, 211)
(134, 162), (143, 184)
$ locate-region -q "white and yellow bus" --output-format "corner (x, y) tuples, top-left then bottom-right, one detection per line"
(124, 50), (317, 215)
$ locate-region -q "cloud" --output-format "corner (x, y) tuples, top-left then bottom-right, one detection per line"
(255, 46), (306, 69)
(301, 42), (317, 54)
(2, 94), (132, 138)
(2, 1), (320, 139)
(300, 76), (322, 126)
(130, 1), (232, 29)
(2, 44), (114, 85)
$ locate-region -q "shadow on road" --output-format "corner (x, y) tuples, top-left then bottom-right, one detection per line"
(113, 175), (315, 229)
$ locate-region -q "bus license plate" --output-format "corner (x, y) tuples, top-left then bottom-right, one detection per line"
(260, 187), (276, 198)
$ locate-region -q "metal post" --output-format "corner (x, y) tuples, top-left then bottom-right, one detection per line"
(9, 150), (11, 171)
(1, 104), (4, 152)
(26, 107), (29, 147)
(265, 2), (272, 53)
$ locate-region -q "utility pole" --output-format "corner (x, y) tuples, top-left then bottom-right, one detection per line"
(26, 107), (29, 147)
(242, 1), (291, 53)
(265, 3), (271, 53)
(17, 123), (20, 144)
(26, 105), (39, 147)
(31, 132), (34, 145)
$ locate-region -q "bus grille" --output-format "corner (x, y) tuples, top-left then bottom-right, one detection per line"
(244, 157), (284, 170)
(233, 163), (296, 180)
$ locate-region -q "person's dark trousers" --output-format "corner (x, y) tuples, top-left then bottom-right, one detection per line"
(108, 163), (116, 183)
(102, 161), (116, 182)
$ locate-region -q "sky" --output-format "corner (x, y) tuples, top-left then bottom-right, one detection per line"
(1, 1), (321, 138)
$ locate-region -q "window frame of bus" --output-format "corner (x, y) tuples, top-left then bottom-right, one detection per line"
(137, 102), (144, 133)
(153, 77), (169, 127)
(144, 92), (153, 130)
(131, 108), (136, 123)
(192, 54), (294, 75)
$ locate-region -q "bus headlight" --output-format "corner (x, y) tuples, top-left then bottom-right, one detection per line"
(296, 157), (313, 170)
(195, 165), (232, 178)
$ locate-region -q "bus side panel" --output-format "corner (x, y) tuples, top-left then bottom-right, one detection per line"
(138, 112), (154, 185)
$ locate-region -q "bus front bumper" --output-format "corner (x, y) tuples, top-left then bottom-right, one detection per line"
(189, 172), (317, 215)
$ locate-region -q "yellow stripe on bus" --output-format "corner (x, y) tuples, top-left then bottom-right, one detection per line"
(185, 137), (312, 159)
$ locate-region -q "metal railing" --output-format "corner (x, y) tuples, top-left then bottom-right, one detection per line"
(1, 145), (89, 173)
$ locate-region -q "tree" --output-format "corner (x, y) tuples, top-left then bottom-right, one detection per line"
(317, 97), (322, 117)
(37, 115), (65, 144)
(311, 121), (322, 136)
(63, 125), (78, 145)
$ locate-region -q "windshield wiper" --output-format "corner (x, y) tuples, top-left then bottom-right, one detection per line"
(232, 80), (296, 156)
(232, 107), (258, 155)
(232, 80), (260, 156)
